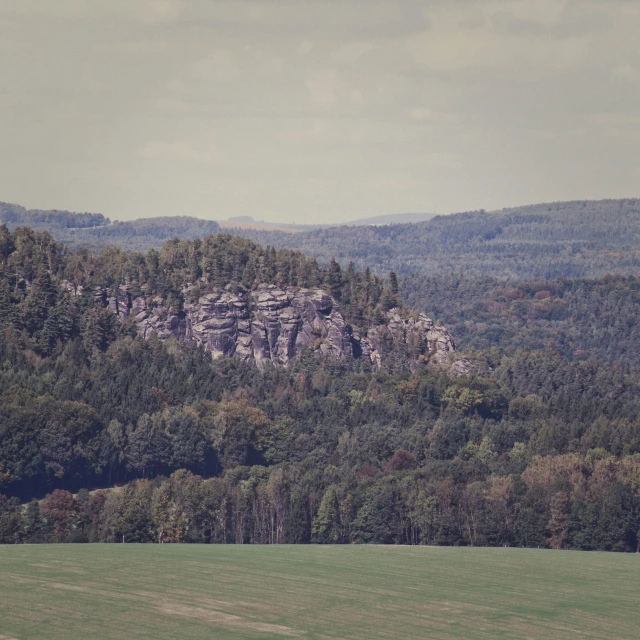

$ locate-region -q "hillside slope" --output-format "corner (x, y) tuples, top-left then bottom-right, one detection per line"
(0, 202), (220, 252)
(0, 225), (460, 372)
(3, 225), (640, 552)
(251, 199), (640, 279)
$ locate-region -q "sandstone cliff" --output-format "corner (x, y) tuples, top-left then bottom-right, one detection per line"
(94, 283), (463, 372)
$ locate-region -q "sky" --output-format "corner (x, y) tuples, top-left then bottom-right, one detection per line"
(0, 1), (639, 224)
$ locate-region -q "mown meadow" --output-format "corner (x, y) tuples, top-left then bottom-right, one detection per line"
(0, 545), (637, 639)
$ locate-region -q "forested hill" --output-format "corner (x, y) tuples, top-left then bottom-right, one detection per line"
(2, 224), (640, 551)
(0, 224), (459, 372)
(0, 202), (220, 252)
(399, 272), (640, 371)
(252, 199), (640, 279)
(0, 225), (403, 342)
(4, 198), (640, 279)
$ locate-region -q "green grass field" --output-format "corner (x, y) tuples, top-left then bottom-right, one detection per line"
(0, 545), (637, 640)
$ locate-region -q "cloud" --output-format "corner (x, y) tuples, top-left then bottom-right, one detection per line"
(486, 0), (569, 29)
(191, 51), (241, 83)
(277, 117), (374, 147)
(406, 27), (589, 75)
(134, 0), (183, 24)
(305, 70), (342, 107)
(370, 171), (418, 191)
(611, 63), (637, 83)
(297, 40), (315, 55)
(408, 107), (436, 121)
(405, 0), (634, 76)
(278, 118), (335, 145)
(137, 141), (223, 164)
(331, 42), (377, 65)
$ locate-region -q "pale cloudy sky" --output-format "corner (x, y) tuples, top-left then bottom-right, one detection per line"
(0, 0), (638, 223)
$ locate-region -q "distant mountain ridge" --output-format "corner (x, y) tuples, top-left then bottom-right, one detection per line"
(246, 198), (640, 280)
(217, 211), (438, 232)
(343, 212), (437, 225)
(3, 198), (640, 279)
(0, 202), (437, 245)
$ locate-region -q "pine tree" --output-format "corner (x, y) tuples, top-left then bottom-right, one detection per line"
(327, 258), (343, 299)
(389, 271), (399, 295)
(38, 299), (73, 354)
(380, 288), (397, 312)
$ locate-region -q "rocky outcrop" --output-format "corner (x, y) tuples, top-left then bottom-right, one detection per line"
(362, 309), (456, 369)
(96, 283), (464, 372)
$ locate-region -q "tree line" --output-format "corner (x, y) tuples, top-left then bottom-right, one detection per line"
(3, 452), (639, 551)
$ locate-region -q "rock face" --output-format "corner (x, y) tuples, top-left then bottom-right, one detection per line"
(100, 283), (463, 371)
(362, 309), (457, 369)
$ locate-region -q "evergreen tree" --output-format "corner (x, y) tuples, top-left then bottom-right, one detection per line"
(389, 271), (399, 295)
(327, 258), (343, 299)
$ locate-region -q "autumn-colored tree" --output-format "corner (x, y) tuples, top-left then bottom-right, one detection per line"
(484, 476), (516, 547)
(384, 450), (417, 474)
(547, 491), (571, 550)
(459, 481), (485, 547)
(152, 481), (187, 543)
(42, 489), (79, 542)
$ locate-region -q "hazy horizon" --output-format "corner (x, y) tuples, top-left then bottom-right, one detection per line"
(1, 1), (639, 223)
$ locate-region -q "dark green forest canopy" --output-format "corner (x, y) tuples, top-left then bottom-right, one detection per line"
(0, 202), (109, 229)
(2, 333), (640, 550)
(1, 224), (640, 551)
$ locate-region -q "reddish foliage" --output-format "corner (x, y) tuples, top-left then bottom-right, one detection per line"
(356, 464), (378, 479)
(42, 489), (78, 542)
(502, 288), (525, 300)
(384, 450), (417, 474)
